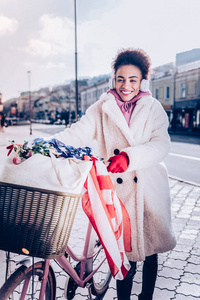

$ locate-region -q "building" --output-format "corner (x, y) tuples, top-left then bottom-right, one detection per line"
(81, 80), (109, 114)
(151, 63), (175, 127)
(173, 60), (200, 132)
(151, 49), (200, 134)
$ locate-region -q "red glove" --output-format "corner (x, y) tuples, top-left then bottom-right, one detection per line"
(107, 152), (129, 173)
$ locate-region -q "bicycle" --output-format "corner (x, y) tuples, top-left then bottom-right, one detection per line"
(0, 181), (112, 300)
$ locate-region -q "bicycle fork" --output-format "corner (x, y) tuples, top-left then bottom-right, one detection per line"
(18, 258), (50, 300)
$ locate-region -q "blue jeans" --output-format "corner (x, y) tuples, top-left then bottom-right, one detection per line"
(116, 254), (158, 300)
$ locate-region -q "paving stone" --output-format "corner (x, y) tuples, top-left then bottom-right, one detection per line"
(184, 262), (200, 274)
(107, 277), (115, 289)
(56, 273), (67, 287)
(73, 287), (88, 299)
(174, 294), (200, 300)
(130, 295), (139, 300)
(104, 287), (117, 300)
(173, 218), (188, 226)
(163, 258), (187, 270)
(158, 254), (168, 265)
(188, 254), (200, 264)
(176, 282), (200, 297)
(179, 233), (196, 240)
(190, 216), (200, 221)
(176, 237), (194, 246)
(153, 287), (175, 300)
(193, 207), (200, 212)
(158, 266), (183, 280)
(181, 272), (200, 285)
(131, 281), (141, 296)
(134, 269), (142, 282)
(190, 247), (200, 256)
(168, 251), (189, 261)
(193, 240), (200, 248)
(176, 213), (191, 219)
(56, 287), (65, 298)
(182, 229), (199, 235)
(173, 243), (190, 254)
(156, 276), (179, 291)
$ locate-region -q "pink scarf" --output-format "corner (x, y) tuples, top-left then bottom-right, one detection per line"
(108, 89), (151, 125)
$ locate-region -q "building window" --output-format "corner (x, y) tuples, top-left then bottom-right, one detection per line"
(87, 92), (91, 100)
(180, 83), (186, 98)
(154, 88), (159, 99)
(165, 86), (170, 100)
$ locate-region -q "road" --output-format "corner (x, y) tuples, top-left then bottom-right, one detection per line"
(35, 125), (200, 185)
(164, 137), (200, 185)
(0, 124), (199, 185)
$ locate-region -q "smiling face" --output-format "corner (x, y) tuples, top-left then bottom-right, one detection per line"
(115, 64), (142, 102)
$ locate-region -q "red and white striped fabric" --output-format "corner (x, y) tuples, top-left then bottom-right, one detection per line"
(82, 157), (132, 280)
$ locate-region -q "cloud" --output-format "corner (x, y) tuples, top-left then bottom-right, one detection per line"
(45, 62), (66, 69)
(22, 13), (121, 76)
(24, 14), (74, 57)
(0, 15), (18, 36)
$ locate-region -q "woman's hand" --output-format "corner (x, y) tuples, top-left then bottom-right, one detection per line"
(107, 152), (129, 173)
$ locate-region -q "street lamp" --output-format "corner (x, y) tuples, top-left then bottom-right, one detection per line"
(27, 70), (32, 135)
(74, 0), (78, 120)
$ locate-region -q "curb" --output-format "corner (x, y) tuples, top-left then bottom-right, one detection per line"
(169, 175), (200, 187)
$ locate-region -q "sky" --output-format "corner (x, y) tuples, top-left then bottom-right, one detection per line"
(0, 0), (200, 102)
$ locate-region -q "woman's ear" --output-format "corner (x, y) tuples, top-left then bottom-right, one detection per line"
(109, 77), (116, 89)
(140, 79), (150, 92)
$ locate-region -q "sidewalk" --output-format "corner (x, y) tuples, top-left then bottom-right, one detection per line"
(0, 125), (200, 299)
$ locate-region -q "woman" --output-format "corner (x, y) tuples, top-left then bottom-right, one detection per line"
(53, 48), (176, 300)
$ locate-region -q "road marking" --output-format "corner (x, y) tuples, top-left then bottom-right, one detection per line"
(169, 153), (200, 161)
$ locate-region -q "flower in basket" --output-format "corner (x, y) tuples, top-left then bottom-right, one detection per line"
(6, 138), (52, 165)
(6, 138), (93, 165)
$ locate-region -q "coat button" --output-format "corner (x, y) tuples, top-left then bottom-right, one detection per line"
(117, 177), (123, 184)
(114, 148), (120, 155)
(134, 176), (138, 183)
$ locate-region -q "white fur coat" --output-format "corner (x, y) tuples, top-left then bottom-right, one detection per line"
(54, 93), (176, 261)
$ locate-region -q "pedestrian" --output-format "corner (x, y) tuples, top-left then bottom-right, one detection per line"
(0, 112), (6, 132)
(53, 48), (176, 300)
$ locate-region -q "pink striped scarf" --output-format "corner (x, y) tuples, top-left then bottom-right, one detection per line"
(82, 156), (132, 280)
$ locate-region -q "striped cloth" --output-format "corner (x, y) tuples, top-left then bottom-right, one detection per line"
(82, 156), (132, 280)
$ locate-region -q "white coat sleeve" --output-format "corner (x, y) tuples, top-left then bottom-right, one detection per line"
(122, 103), (170, 171)
(50, 102), (98, 148)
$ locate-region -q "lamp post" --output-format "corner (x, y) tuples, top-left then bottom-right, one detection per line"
(27, 71), (32, 135)
(74, 0), (78, 120)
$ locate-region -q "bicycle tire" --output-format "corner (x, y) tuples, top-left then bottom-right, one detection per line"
(90, 240), (112, 298)
(0, 261), (56, 300)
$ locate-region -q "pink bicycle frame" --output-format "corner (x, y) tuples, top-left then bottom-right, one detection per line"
(20, 221), (106, 300)
(57, 221), (106, 286)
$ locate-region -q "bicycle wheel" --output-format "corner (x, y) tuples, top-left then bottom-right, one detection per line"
(90, 235), (112, 298)
(0, 261), (56, 300)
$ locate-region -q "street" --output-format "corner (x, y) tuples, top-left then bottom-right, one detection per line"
(164, 139), (200, 185)
(25, 124), (200, 186)
(0, 123), (199, 185)
(33, 124), (200, 185)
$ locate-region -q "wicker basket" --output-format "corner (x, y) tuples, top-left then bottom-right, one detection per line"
(0, 181), (81, 259)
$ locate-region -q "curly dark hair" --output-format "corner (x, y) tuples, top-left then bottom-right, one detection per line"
(112, 48), (151, 79)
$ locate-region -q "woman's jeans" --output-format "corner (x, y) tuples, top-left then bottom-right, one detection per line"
(116, 254), (158, 300)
